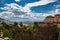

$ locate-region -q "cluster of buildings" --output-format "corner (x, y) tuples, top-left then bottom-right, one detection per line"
(39, 14), (60, 28)
(44, 14), (60, 23)
(0, 14), (60, 27)
(21, 14), (60, 28)
(0, 14), (60, 40)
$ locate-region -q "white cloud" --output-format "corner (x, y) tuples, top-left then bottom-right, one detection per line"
(1, 3), (23, 11)
(0, 11), (14, 15)
(4, 0), (56, 13)
(23, 0), (57, 12)
(1, 0), (57, 13)
(56, 4), (60, 8)
(15, 0), (21, 2)
(42, 9), (60, 17)
(5, 16), (8, 18)
(0, 1), (60, 22)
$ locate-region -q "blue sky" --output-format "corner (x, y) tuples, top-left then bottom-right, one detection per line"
(0, 0), (60, 22)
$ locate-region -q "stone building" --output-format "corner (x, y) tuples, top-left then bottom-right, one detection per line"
(44, 16), (54, 23)
(44, 14), (60, 23)
(39, 14), (60, 28)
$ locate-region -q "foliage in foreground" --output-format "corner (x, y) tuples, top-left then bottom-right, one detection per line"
(0, 22), (59, 40)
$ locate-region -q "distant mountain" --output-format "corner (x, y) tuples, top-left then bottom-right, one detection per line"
(0, 18), (14, 25)
(0, 18), (5, 24)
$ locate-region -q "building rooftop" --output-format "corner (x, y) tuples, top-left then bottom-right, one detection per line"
(46, 16), (54, 18)
(55, 14), (60, 16)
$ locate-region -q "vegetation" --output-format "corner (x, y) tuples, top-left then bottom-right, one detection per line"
(20, 22), (23, 26)
(3, 29), (13, 38)
(0, 22), (59, 40)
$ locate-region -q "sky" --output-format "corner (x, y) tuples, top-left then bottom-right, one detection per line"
(0, 0), (60, 22)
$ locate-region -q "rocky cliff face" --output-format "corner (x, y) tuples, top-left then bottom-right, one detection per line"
(58, 28), (60, 40)
(14, 25), (59, 40)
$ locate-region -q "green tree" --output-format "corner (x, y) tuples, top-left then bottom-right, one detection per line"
(52, 25), (59, 40)
(20, 22), (23, 26)
(33, 22), (39, 30)
(2, 22), (10, 29)
(3, 29), (13, 38)
(0, 26), (4, 30)
(14, 22), (18, 26)
(34, 22), (39, 26)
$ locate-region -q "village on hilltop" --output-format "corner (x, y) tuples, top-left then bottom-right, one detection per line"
(0, 14), (60, 40)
